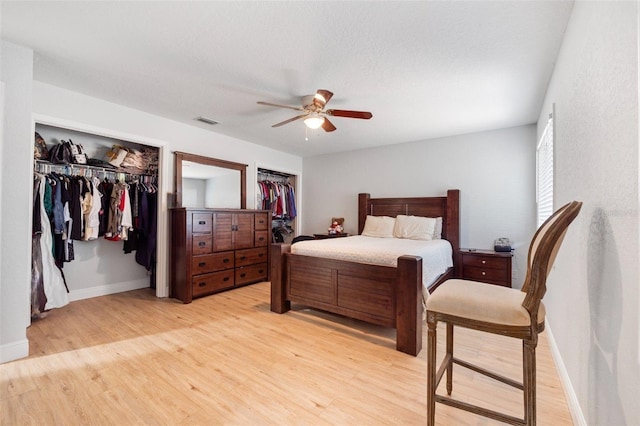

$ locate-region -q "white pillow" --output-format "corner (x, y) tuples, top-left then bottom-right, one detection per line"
(361, 215), (396, 238)
(433, 217), (443, 240)
(393, 215), (437, 240)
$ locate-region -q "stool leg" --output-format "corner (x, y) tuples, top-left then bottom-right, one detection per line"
(523, 339), (537, 426)
(446, 322), (453, 395)
(427, 316), (438, 426)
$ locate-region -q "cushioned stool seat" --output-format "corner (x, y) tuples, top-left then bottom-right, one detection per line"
(426, 279), (545, 326)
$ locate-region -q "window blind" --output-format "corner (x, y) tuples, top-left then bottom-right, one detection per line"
(536, 114), (554, 227)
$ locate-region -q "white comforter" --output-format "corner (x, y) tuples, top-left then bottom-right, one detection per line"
(291, 235), (453, 296)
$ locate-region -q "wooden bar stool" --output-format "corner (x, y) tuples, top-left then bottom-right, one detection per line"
(426, 201), (582, 425)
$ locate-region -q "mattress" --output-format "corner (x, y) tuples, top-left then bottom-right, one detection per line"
(291, 235), (453, 297)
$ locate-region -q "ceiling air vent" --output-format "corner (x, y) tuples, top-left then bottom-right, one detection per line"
(194, 116), (219, 126)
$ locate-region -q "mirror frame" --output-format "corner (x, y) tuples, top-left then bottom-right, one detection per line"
(174, 151), (247, 209)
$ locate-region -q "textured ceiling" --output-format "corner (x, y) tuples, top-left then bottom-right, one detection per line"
(1, 1), (573, 157)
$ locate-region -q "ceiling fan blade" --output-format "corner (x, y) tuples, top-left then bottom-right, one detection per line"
(321, 117), (337, 132)
(326, 109), (373, 120)
(272, 114), (307, 128)
(257, 101), (304, 112)
(314, 89), (334, 107)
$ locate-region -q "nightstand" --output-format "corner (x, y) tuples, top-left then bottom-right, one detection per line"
(313, 233), (349, 240)
(459, 249), (512, 287)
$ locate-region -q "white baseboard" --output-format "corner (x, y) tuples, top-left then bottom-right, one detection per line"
(0, 338), (29, 364)
(68, 279), (150, 302)
(546, 319), (587, 426)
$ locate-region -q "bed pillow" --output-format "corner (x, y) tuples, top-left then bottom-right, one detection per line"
(361, 215), (396, 238)
(433, 217), (443, 239)
(393, 215), (437, 240)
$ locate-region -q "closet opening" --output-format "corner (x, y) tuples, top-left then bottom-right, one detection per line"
(31, 118), (167, 320)
(256, 167), (300, 245)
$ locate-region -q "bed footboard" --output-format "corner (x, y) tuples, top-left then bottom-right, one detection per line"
(270, 243), (423, 356)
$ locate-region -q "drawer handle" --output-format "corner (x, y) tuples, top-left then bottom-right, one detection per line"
(258, 253), (263, 258)
(223, 277), (230, 282)
(198, 221), (206, 225)
(198, 242), (206, 247)
(482, 271), (486, 276)
(223, 258), (230, 263)
(482, 260), (486, 264)
(259, 269), (264, 274)
(198, 262), (206, 267)
(198, 282), (206, 288)
(258, 237), (264, 241)
(240, 256), (246, 261)
(240, 273), (246, 278)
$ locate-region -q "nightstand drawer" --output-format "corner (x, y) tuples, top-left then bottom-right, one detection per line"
(461, 255), (508, 270)
(463, 266), (509, 284)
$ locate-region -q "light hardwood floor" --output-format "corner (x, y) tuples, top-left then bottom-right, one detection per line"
(1, 282), (572, 425)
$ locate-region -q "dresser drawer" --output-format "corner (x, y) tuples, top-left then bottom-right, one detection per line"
(235, 247), (268, 267)
(235, 262), (268, 286)
(192, 234), (212, 255)
(192, 270), (234, 297)
(254, 230), (269, 247)
(463, 266), (509, 285)
(192, 213), (212, 233)
(255, 212), (269, 231)
(192, 251), (234, 274)
(461, 255), (508, 270)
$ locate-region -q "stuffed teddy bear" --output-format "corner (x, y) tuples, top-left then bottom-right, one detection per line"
(328, 218), (344, 234)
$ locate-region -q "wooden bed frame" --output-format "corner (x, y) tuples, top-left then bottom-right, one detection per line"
(270, 189), (460, 356)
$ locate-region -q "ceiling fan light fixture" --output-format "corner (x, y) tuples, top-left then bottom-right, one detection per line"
(304, 113), (325, 129)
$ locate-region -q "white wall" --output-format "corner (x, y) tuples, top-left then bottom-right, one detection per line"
(183, 178), (206, 207)
(537, 2), (639, 425)
(302, 124), (536, 287)
(0, 41), (33, 362)
(206, 174), (239, 208)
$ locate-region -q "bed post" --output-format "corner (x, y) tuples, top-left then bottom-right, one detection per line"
(270, 243), (291, 313)
(396, 255), (423, 356)
(358, 193), (370, 235)
(446, 189), (461, 277)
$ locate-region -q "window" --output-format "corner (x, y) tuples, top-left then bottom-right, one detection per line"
(536, 113), (554, 226)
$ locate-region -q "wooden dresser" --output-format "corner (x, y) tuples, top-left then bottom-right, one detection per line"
(459, 248), (512, 288)
(170, 208), (271, 303)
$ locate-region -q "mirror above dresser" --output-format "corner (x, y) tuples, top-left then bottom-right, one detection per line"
(174, 151), (247, 209)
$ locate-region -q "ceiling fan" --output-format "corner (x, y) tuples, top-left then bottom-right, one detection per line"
(257, 89), (372, 132)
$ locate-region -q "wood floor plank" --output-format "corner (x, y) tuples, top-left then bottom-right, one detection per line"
(1, 282), (573, 425)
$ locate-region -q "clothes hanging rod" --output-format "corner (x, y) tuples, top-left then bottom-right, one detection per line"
(257, 168), (293, 178)
(34, 159), (155, 177)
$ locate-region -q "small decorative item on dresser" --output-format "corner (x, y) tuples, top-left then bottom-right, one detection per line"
(458, 248), (512, 287)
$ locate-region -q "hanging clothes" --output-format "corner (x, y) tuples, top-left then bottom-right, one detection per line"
(256, 178), (297, 220)
(32, 173), (69, 316)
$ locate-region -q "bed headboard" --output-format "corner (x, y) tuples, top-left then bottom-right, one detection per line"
(357, 189), (460, 268)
